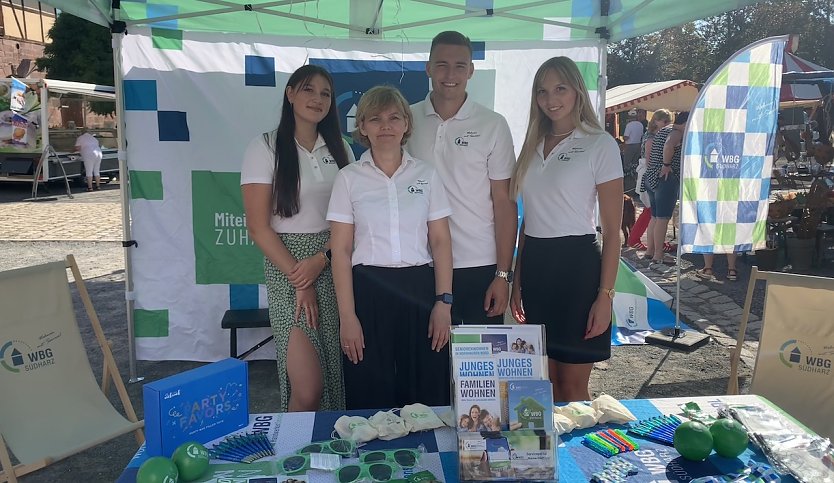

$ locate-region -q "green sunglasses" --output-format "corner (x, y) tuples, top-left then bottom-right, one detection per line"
(336, 461), (398, 483)
(360, 448), (421, 468)
(297, 439), (356, 456)
(275, 453), (310, 475)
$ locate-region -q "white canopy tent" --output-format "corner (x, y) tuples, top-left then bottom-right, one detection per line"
(39, 0), (768, 375)
(605, 79), (699, 113)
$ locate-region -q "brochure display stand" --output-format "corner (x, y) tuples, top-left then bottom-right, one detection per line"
(450, 325), (559, 482)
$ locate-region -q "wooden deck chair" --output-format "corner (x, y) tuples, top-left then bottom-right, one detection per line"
(728, 266), (834, 439)
(0, 255), (144, 483)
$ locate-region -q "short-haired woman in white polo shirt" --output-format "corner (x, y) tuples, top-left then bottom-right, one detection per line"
(242, 65), (353, 413)
(510, 57), (623, 402)
(327, 86), (454, 410)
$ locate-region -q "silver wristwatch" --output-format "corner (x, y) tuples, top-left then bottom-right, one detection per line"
(495, 270), (514, 284)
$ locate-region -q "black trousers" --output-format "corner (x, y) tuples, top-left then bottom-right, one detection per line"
(343, 264), (451, 410)
(451, 265), (504, 325)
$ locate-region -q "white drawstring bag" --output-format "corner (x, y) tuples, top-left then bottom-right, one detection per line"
(400, 403), (445, 432)
(369, 410), (410, 441)
(334, 415), (379, 443)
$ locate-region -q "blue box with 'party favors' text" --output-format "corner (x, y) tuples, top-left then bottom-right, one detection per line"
(143, 358), (249, 457)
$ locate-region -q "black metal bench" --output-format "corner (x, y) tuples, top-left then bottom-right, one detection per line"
(221, 308), (273, 359)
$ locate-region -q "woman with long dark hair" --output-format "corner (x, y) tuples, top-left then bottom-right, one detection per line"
(510, 57), (623, 402)
(242, 65), (353, 412)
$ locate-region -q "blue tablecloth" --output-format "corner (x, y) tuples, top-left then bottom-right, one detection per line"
(117, 394), (797, 483)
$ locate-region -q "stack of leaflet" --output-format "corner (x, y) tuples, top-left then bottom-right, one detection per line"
(450, 325), (557, 482)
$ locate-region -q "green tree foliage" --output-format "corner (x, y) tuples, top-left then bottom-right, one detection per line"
(35, 12), (114, 115)
(608, 0), (834, 87)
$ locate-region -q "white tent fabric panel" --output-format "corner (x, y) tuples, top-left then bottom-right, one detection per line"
(43, 79), (116, 100)
(121, 28), (601, 360)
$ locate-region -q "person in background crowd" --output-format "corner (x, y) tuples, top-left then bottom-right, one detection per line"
(408, 31), (517, 326)
(509, 57), (623, 402)
(74, 129), (103, 192)
(328, 85), (454, 410)
(629, 109), (673, 250)
(241, 65), (353, 412)
(644, 112), (688, 269)
(621, 109), (644, 173)
(698, 253), (739, 281)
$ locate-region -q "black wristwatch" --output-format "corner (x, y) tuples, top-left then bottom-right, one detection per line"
(435, 293), (453, 305)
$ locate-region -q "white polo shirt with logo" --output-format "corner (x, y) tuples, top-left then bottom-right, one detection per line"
(408, 94), (515, 269)
(521, 128), (623, 238)
(326, 149), (452, 268)
(240, 131), (354, 234)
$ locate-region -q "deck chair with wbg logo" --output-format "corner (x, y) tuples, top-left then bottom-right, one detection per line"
(728, 266), (834, 439)
(0, 256), (144, 483)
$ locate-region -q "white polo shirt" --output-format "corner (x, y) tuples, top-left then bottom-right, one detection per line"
(240, 131), (354, 234)
(407, 94), (515, 269)
(521, 128), (623, 238)
(623, 120), (644, 145)
(326, 149), (452, 268)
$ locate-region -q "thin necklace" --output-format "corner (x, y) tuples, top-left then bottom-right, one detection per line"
(547, 128), (575, 137)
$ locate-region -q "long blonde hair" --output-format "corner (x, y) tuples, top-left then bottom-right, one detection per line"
(511, 57), (603, 197)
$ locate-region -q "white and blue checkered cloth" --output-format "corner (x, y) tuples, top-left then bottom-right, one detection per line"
(680, 36), (787, 254)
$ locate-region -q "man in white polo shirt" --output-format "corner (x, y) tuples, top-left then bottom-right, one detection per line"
(407, 31), (517, 325)
(622, 109), (644, 172)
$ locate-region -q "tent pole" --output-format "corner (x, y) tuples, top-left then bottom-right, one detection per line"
(111, 28), (143, 383)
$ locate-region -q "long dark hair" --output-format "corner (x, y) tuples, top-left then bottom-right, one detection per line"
(271, 65), (350, 218)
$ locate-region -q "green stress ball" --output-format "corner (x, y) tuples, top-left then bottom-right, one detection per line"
(710, 419), (749, 458)
(172, 441), (210, 482)
(674, 421), (714, 461)
(137, 456), (179, 483)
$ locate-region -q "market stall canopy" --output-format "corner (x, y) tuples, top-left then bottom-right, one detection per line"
(605, 80), (698, 113)
(43, 79), (115, 101)
(780, 51), (833, 105)
(46, 0), (764, 42)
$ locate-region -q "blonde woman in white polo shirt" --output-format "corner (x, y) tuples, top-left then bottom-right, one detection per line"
(242, 65), (353, 413)
(510, 57), (623, 402)
(327, 86), (454, 410)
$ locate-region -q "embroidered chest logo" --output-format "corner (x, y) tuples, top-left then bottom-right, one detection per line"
(408, 179), (428, 195)
(454, 130), (481, 147)
(557, 153), (571, 162)
(321, 155), (336, 164)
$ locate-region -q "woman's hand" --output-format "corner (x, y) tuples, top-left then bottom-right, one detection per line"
(294, 286), (319, 329)
(340, 314), (365, 364)
(288, 254), (326, 289)
(660, 164), (672, 180)
(510, 284), (526, 323)
(584, 293), (613, 340)
(428, 302), (452, 351)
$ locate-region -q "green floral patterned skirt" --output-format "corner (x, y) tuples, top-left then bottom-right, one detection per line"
(264, 231), (344, 411)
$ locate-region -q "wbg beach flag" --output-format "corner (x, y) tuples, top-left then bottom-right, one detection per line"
(680, 36), (787, 254)
(612, 259), (685, 345)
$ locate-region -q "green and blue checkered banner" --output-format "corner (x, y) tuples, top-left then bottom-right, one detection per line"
(120, 27), (601, 361)
(680, 36), (787, 254)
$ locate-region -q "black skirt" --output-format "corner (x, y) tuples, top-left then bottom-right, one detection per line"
(343, 264), (450, 410)
(519, 234), (611, 364)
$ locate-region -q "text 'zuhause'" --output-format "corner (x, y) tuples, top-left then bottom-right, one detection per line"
(459, 379), (496, 399)
(215, 212), (254, 246)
